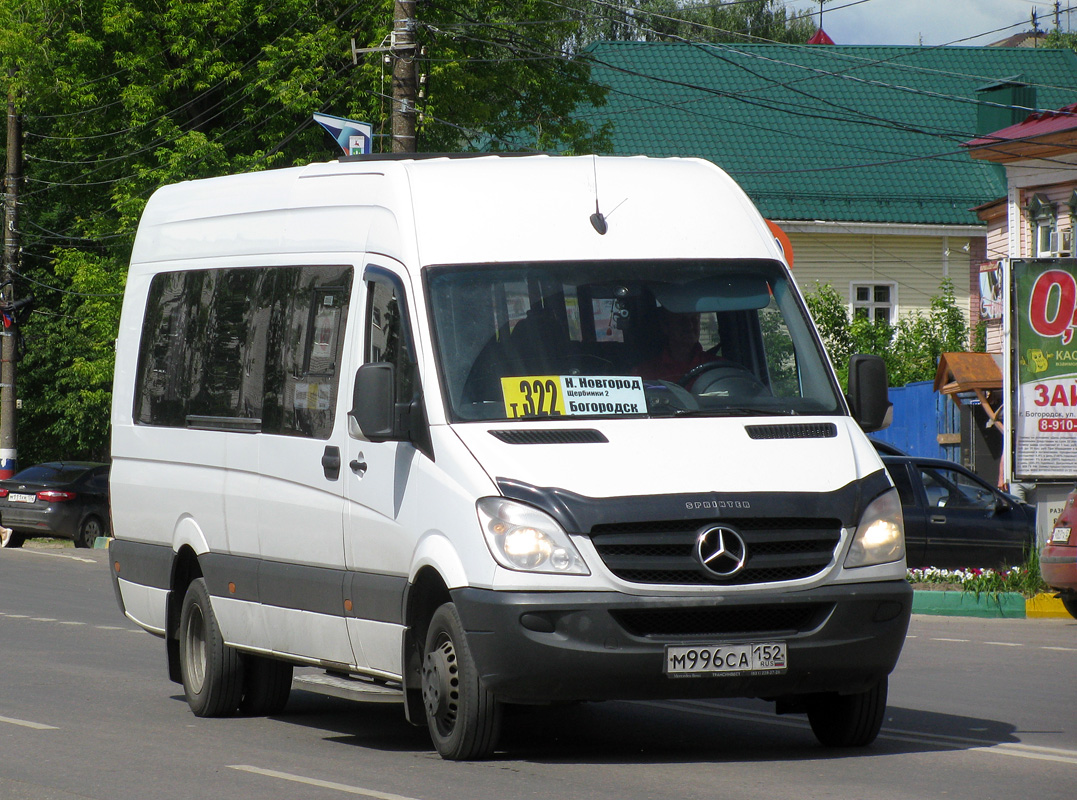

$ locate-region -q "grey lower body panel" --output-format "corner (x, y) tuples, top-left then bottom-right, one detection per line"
(451, 580), (911, 705)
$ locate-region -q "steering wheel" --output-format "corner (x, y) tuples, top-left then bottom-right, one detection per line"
(677, 361), (767, 397)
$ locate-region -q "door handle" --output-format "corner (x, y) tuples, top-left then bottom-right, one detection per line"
(929, 515), (946, 524)
(322, 446), (341, 481)
(350, 453), (368, 477)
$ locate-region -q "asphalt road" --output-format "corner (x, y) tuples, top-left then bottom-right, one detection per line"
(2, 543), (1076, 800)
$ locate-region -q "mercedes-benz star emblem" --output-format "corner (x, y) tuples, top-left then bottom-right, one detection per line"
(695, 526), (748, 578)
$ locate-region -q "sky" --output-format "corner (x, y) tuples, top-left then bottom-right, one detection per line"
(786, 0), (1074, 47)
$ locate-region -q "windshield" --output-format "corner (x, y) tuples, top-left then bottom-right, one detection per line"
(426, 260), (843, 422)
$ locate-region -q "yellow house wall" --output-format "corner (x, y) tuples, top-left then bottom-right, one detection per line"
(784, 232), (973, 322)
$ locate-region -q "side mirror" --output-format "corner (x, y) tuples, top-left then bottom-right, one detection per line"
(847, 354), (892, 433)
(350, 363), (398, 441)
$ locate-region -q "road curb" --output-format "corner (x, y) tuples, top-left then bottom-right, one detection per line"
(913, 589), (1026, 618)
(912, 590), (1072, 619)
(1025, 592), (1071, 619)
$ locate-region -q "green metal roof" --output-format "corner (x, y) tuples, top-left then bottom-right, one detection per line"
(581, 42), (1077, 225)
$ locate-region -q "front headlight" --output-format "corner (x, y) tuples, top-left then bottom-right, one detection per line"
(477, 497), (589, 575)
(844, 487), (905, 568)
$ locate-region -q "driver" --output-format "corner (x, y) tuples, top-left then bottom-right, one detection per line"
(635, 309), (718, 382)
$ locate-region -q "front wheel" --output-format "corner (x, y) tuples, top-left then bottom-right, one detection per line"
(421, 603), (502, 760)
(178, 578), (244, 717)
(806, 677), (887, 748)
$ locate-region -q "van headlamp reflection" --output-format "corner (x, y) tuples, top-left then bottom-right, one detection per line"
(477, 497), (589, 575)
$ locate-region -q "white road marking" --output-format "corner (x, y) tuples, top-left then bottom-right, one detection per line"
(229, 766), (423, 799)
(0, 714), (58, 731)
(983, 641), (1023, 647)
(1043, 646), (1077, 652)
(931, 637), (970, 643)
(7, 549), (96, 564)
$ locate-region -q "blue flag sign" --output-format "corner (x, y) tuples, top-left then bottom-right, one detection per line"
(313, 112), (373, 155)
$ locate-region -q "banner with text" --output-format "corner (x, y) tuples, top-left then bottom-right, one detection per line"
(1012, 259), (1077, 479)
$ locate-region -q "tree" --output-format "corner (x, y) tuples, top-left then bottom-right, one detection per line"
(1, 0), (613, 463)
(568, 0), (816, 45)
(1043, 28), (1077, 52)
(805, 280), (970, 387)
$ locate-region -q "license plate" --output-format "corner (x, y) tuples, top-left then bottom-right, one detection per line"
(665, 642), (787, 677)
(1052, 526), (1071, 543)
(8, 493), (36, 504)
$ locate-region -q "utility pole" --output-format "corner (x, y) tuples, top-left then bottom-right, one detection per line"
(391, 0), (417, 153)
(1, 79), (21, 479)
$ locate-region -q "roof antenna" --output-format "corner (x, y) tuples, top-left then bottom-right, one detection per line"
(589, 156), (608, 235)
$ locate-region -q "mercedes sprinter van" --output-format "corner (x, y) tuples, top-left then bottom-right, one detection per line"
(109, 154), (910, 759)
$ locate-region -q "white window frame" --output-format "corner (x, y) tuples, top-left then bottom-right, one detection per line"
(849, 281), (897, 325)
(1028, 193), (1058, 257)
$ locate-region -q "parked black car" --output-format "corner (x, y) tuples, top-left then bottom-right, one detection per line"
(881, 455), (1035, 569)
(0, 462), (110, 549)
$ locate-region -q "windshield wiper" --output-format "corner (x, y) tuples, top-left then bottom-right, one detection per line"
(669, 406), (799, 418)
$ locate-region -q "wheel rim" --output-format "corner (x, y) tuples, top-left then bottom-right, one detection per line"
(422, 635), (460, 736)
(81, 518), (102, 546)
(183, 604), (207, 694)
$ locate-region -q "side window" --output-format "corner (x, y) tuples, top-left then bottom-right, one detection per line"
(135, 265), (352, 439)
(135, 271), (190, 427)
(919, 466), (994, 510)
(886, 463), (916, 506)
(264, 266), (351, 439)
(366, 270), (419, 403)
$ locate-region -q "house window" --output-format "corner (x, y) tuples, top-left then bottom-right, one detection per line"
(1028, 193), (1057, 256)
(851, 283), (895, 325)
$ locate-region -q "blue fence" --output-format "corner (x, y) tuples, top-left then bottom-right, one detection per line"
(870, 380), (960, 460)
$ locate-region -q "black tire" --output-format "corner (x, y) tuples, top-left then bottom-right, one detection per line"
(178, 578), (243, 717)
(75, 515), (105, 549)
(1060, 594), (1077, 620)
(239, 654), (293, 716)
(806, 677), (888, 748)
(421, 602), (502, 760)
(1, 529), (25, 548)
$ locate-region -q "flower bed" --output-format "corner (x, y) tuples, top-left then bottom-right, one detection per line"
(907, 565), (1047, 599)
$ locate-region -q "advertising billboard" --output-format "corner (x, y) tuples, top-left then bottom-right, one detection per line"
(1011, 259), (1077, 480)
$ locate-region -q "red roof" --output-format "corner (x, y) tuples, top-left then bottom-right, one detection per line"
(965, 102), (1077, 148)
(807, 28), (835, 45)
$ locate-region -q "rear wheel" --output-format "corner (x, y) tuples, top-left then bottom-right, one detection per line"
(178, 578), (243, 717)
(75, 515), (104, 549)
(806, 677), (888, 748)
(421, 602), (502, 760)
(1060, 594), (1077, 620)
(239, 654), (293, 715)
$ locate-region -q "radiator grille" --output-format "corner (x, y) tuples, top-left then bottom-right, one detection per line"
(590, 517), (842, 586)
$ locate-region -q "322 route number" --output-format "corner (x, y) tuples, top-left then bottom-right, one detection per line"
(506, 378), (563, 418)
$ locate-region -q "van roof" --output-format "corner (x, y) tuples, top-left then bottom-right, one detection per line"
(129, 155), (782, 269)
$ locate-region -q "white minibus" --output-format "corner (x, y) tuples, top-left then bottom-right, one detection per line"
(109, 154), (910, 759)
